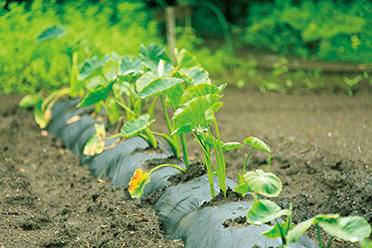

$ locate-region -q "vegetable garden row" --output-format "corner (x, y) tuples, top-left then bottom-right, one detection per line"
(20, 42), (371, 247)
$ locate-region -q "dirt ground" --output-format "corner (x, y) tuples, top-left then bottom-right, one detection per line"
(0, 87), (371, 247)
(0, 95), (183, 247)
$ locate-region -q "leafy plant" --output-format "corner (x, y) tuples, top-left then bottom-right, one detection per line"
(343, 75), (362, 97)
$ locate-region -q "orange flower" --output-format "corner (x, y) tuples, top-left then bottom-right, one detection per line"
(128, 169), (150, 197)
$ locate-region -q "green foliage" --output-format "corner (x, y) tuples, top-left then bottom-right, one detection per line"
(242, 0), (372, 63)
(0, 0), (161, 94)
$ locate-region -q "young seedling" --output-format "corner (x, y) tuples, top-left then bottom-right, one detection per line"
(246, 199), (371, 248)
(343, 75), (362, 97)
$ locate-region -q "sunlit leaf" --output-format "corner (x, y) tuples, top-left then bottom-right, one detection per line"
(120, 56), (142, 75)
(136, 71), (158, 92)
(234, 183), (251, 195)
(180, 83), (221, 104)
(137, 77), (183, 99)
(263, 222), (293, 239)
(246, 200), (291, 225)
(175, 48), (199, 68)
(120, 114), (154, 138)
(243, 136), (271, 153)
(165, 83), (185, 109)
(179, 66), (210, 86)
(360, 239), (372, 248)
(173, 94), (222, 133)
(319, 216), (371, 242)
(79, 56), (108, 80)
(205, 102), (223, 122)
(19, 94), (42, 108)
(36, 25), (65, 42)
(287, 214), (340, 242)
(139, 44), (170, 72)
(244, 169), (282, 197)
(222, 142), (243, 151)
(78, 80), (115, 107)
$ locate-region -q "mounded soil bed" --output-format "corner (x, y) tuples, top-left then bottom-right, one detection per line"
(1, 87), (371, 247)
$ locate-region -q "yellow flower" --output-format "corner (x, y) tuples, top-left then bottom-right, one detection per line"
(128, 169), (150, 198)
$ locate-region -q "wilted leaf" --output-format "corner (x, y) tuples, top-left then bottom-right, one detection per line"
(34, 99), (51, 128)
(83, 134), (105, 156)
(128, 169), (151, 199)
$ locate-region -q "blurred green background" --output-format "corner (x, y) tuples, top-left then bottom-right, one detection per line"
(1, 0), (372, 95)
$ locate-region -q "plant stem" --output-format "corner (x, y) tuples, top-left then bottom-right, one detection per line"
(203, 152), (216, 198)
(316, 224), (323, 248)
(106, 133), (121, 140)
(211, 115), (226, 197)
(43, 88), (71, 111)
(149, 163), (185, 175)
(275, 219), (287, 247)
(243, 147), (253, 176)
(180, 134), (190, 169)
(160, 95), (180, 154)
(143, 128), (158, 149)
(116, 100), (136, 118)
(151, 131), (179, 157)
(326, 237), (334, 248)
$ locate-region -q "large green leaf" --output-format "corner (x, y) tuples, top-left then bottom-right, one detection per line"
(19, 94), (42, 109)
(137, 77), (183, 99)
(120, 114), (154, 138)
(243, 136), (271, 153)
(234, 183), (251, 195)
(36, 25), (65, 42)
(180, 83), (220, 105)
(173, 94), (222, 133)
(287, 214), (340, 242)
(263, 222), (293, 239)
(139, 44), (170, 72)
(78, 80), (115, 107)
(246, 200), (291, 225)
(244, 169), (282, 197)
(175, 48), (199, 68)
(120, 56), (142, 75)
(222, 142), (243, 151)
(136, 71), (158, 92)
(165, 83), (185, 109)
(179, 67), (210, 86)
(319, 216), (371, 242)
(79, 56), (108, 80)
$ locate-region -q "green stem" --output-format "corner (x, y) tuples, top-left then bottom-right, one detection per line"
(275, 219), (287, 247)
(192, 132), (217, 171)
(160, 95), (173, 135)
(211, 115), (226, 197)
(326, 237), (334, 248)
(316, 224), (324, 248)
(152, 131), (179, 157)
(148, 97), (158, 128)
(143, 128), (158, 149)
(243, 147), (253, 176)
(180, 134), (190, 169)
(116, 100), (136, 118)
(203, 152), (216, 198)
(106, 133), (121, 140)
(149, 163), (185, 175)
(43, 88), (71, 111)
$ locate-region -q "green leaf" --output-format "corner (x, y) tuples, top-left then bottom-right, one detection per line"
(234, 183), (251, 195)
(36, 25), (65, 42)
(173, 94), (222, 133)
(34, 99), (51, 129)
(113, 80), (131, 97)
(287, 214), (340, 243)
(222, 142), (243, 151)
(244, 169), (282, 197)
(205, 102), (223, 122)
(136, 72), (158, 92)
(180, 83), (221, 105)
(165, 83), (185, 109)
(120, 114), (154, 138)
(138, 77), (183, 99)
(139, 44), (170, 72)
(120, 56), (142, 75)
(263, 222), (293, 239)
(319, 216), (371, 242)
(19, 94), (42, 108)
(175, 48), (199, 68)
(360, 239), (372, 248)
(78, 80), (115, 107)
(107, 98), (120, 124)
(79, 56), (108, 81)
(246, 200), (291, 225)
(179, 67), (210, 86)
(243, 136), (271, 153)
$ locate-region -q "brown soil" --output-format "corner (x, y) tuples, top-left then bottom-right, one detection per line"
(157, 87), (372, 247)
(1, 86), (371, 247)
(0, 95), (183, 247)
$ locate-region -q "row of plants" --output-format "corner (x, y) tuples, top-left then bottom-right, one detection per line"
(21, 29), (371, 246)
